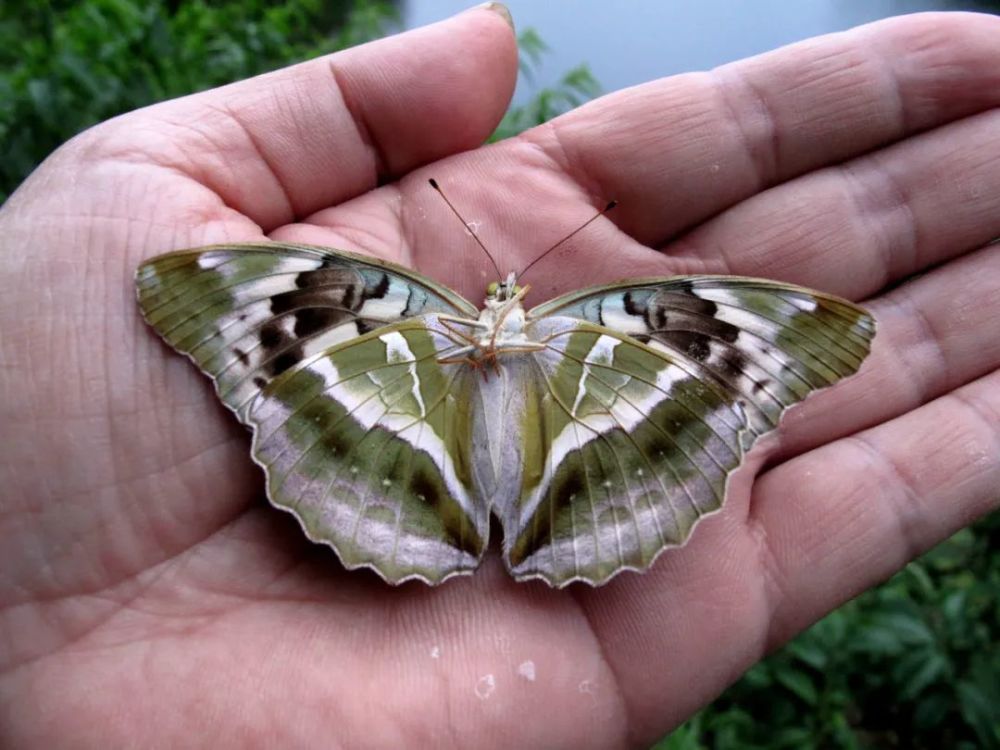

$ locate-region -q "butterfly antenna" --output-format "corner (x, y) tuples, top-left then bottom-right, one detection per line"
(516, 200), (618, 280)
(428, 178), (503, 281)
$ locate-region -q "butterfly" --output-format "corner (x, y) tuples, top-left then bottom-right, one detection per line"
(135, 194), (875, 587)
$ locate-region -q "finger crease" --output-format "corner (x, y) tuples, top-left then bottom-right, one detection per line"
(525, 122), (608, 208)
(947, 388), (1000, 454)
(873, 37), (909, 136)
(710, 68), (780, 190)
(888, 286), (949, 397)
(326, 59), (388, 181)
(219, 104), (296, 224)
(844, 434), (926, 563)
(746, 512), (794, 654)
(392, 184), (421, 270)
(842, 159), (920, 290)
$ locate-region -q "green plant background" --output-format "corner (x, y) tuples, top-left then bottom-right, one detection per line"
(3, 2), (997, 747)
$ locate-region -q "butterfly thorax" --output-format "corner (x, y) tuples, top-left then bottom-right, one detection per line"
(476, 295), (529, 348)
(434, 274), (542, 373)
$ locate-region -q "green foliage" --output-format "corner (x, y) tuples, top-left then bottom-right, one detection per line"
(656, 512), (1000, 749)
(0, 0), (398, 202)
(491, 28), (601, 141)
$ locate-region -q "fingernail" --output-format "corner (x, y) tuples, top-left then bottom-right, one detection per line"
(470, 2), (515, 32)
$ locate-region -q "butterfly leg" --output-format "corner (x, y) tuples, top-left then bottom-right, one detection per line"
(436, 353), (490, 381)
(438, 319), (480, 346)
(476, 347), (501, 377)
(437, 314), (488, 330)
(487, 284), (532, 352)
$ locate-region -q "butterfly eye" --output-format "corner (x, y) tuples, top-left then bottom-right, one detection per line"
(487, 282), (499, 296)
(513, 285), (523, 295)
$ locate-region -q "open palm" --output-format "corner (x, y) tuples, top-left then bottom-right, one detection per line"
(2, 8), (999, 748)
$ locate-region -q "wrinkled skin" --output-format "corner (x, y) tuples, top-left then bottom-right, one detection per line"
(2, 7), (999, 748)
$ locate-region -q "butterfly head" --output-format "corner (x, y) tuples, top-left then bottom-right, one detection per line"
(486, 271), (523, 303)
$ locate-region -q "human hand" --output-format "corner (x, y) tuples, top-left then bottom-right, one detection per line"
(2, 7), (998, 747)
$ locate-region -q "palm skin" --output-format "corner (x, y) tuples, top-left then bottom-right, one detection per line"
(2, 6), (999, 748)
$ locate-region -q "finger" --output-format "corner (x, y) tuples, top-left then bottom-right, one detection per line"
(75, 5), (518, 232)
(755, 370), (1000, 644)
(664, 109), (1000, 298)
(773, 242), (1000, 456)
(537, 105), (1000, 303)
(526, 12), (1000, 245)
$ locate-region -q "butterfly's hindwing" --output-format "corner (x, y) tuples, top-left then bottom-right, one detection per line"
(249, 317), (488, 584)
(496, 320), (748, 585)
(136, 243), (478, 421)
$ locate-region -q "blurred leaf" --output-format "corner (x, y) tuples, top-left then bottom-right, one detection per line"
(770, 727), (816, 749)
(893, 648), (948, 701)
(941, 589), (968, 626)
(902, 561), (935, 598)
(924, 527), (975, 571)
(739, 662), (773, 689)
(652, 717), (706, 750)
(516, 27), (547, 79)
(491, 32), (601, 142)
(957, 680), (1000, 746)
(787, 638), (828, 670)
(873, 612), (935, 646)
(773, 665), (818, 706)
(913, 692), (952, 730)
